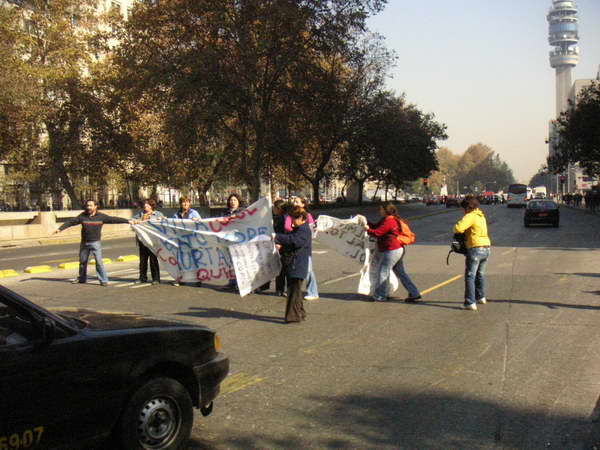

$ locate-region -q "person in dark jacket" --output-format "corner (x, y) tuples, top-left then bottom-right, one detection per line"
(53, 199), (133, 286)
(132, 199), (165, 285)
(275, 207), (312, 323)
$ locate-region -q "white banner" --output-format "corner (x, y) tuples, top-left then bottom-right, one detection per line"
(133, 198), (280, 296)
(316, 215), (398, 296)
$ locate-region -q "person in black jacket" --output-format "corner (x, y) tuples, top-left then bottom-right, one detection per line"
(275, 206), (312, 323)
(53, 200), (133, 286)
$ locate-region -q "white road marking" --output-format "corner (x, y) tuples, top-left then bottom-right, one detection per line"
(313, 250), (328, 255)
(131, 283), (154, 289)
(114, 282), (136, 288)
(108, 268), (138, 276)
(322, 272), (361, 286)
(501, 248), (516, 256)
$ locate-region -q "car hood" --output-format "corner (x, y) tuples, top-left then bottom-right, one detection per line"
(50, 308), (195, 331)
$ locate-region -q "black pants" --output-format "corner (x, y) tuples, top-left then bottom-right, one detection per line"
(285, 277), (306, 323)
(139, 242), (160, 282)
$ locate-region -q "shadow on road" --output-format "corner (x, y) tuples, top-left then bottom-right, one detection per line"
(176, 307), (284, 324)
(187, 390), (596, 449)
(557, 272), (600, 278)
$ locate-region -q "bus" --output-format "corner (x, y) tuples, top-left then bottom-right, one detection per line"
(507, 183), (528, 208)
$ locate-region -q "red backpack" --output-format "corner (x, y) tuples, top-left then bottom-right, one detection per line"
(395, 218), (416, 246)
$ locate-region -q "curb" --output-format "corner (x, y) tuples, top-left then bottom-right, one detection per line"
(24, 265), (53, 274)
(0, 269), (19, 278)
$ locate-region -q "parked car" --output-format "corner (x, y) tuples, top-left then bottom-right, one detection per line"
(0, 285), (229, 450)
(524, 200), (559, 227)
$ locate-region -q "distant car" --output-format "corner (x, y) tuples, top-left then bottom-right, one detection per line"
(524, 200), (559, 227)
(446, 197), (460, 208)
(534, 193), (546, 199)
(0, 285), (229, 450)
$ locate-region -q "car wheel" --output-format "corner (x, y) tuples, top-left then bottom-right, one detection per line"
(553, 221), (559, 228)
(119, 377), (194, 450)
(524, 221), (529, 227)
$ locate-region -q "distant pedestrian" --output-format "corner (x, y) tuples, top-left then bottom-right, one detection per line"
(133, 199), (165, 285)
(53, 200), (133, 286)
(363, 202), (421, 302)
(173, 196), (201, 220)
(275, 207), (312, 323)
(454, 196), (491, 311)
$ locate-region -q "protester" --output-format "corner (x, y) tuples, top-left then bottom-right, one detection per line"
(454, 196), (491, 311)
(284, 197), (319, 300)
(53, 199), (133, 286)
(275, 207), (312, 323)
(363, 202), (421, 302)
(256, 199), (287, 294)
(220, 193), (244, 292)
(172, 196), (202, 220)
(171, 196), (202, 286)
(133, 199), (165, 285)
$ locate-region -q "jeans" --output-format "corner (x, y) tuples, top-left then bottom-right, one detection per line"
(79, 241), (108, 283)
(305, 257), (319, 298)
(374, 247), (420, 300)
(464, 247), (490, 305)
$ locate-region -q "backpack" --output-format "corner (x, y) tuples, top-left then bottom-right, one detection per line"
(446, 233), (467, 265)
(395, 218), (416, 246)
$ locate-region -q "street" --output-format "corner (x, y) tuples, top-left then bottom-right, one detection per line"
(3, 203), (600, 449)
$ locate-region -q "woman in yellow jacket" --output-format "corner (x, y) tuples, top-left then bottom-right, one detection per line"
(454, 196), (491, 311)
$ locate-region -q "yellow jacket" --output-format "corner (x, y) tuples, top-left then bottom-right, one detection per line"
(454, 208), (491, 248)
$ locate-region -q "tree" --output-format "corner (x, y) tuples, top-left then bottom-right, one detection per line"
(551, 82), (600, 176)
(0, 0), (109, 209)
(113, 0), (389, 202)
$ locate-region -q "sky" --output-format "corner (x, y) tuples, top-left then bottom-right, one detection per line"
(367, 0), (600, 183)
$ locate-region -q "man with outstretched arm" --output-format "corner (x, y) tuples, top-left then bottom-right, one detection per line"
(53, 199), (134, 286)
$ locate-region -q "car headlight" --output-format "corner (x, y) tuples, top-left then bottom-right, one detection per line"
(214, 334), (222, 352)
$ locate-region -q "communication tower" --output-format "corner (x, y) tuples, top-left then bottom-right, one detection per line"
(547, 1), (579, 117)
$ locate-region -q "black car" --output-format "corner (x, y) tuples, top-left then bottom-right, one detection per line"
(0, 285), (229, 450)
(524, 200), (560, 227)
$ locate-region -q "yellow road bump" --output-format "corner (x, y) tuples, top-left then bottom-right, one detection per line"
(117, 255), (139, 262)
(220, 373), (264, 396)
(58, 262), (80, 270)
(421, 274), (464, 296)
(90, 258), (113, 265)
(24, 265), (53, 274)
(0, 269), (19, 278)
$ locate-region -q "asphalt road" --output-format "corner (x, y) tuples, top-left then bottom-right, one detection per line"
(3, 203), (600, 449)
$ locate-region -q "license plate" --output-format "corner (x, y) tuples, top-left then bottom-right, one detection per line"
(538, 213), (548, 217)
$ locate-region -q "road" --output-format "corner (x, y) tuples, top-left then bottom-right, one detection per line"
(3, 203), (600, 449)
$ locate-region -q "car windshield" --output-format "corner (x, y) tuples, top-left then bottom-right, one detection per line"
(528, 201), (557, 210)
(509, 184), (527, 195)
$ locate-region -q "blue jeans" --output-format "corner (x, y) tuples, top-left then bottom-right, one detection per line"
(374, 247), (420, 300)
(79, 241), (108, 283)
(464, 247), (490, 305)
(305, 256), (319, 298)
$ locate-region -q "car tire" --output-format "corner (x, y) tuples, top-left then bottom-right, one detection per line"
(118, 377), (194, 450)
(524, 221), (529, 227)
(553, 221), (559, 228)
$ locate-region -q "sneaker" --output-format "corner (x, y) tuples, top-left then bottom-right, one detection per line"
(172, 281), (180, 287)
(134, 280), (148, 285)
(477, 297), (487, 304)
(405, 295), (422, 303)
(100, 281), (108, 287)
(372, 296), (388, 302)
(151, 281), (160, 285)
(71, 279), (84, 284)
(276, 291), (285, 297)
(463, 303), (477, 311)
(304, 296), (319, 301)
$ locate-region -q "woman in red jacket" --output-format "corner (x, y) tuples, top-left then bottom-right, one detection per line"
(364, 203), (421, 302)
